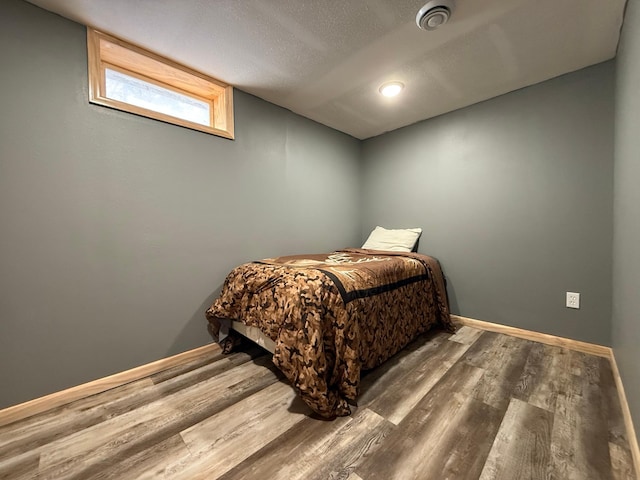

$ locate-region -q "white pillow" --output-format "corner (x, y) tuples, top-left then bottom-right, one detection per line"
(361, 226), (422, 252)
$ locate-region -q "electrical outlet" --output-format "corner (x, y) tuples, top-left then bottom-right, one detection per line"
(566, 292), (580, 309)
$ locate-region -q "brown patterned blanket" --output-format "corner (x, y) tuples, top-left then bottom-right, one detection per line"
(206, 248), (452, 418)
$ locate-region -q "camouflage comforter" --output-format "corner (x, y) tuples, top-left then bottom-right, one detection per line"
(205, 248), (452, 418)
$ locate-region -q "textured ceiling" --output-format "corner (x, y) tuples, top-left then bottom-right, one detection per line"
(27, 0), (626, 139)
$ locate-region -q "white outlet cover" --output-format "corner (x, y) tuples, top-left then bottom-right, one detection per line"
(566, 292), (580, 309)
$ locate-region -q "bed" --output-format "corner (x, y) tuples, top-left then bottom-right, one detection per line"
(206, 242), (452, 419)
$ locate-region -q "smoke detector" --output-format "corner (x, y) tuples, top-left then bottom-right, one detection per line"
(416, 0), (455, 31)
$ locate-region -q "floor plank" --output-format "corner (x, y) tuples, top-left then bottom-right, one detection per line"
(87, 434), (191, 480)
(512, 342), (572, 412)
(300, 408), (394, 480)
(600, 356), (633, 449)
(150, 343), (264, 384)
(0, 451), (39, 480)
(448, 325), (484, 345)
(408, 397), (504, 480)
(461, 331), (534, 411)
(479, 398), (553, 480)
(550, 352), (616, 480)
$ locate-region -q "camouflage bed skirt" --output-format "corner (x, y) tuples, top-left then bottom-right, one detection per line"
(206, 248), (452, 418)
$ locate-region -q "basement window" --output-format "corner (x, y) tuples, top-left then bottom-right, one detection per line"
(87, 28), (234, 139)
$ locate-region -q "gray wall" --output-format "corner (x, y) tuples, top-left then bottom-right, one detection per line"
(613, 0), (640, 435)
(0, 0), (361, 408)
(362, 62), (615, 345)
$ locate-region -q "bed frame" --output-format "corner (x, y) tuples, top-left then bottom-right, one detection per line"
(230, 320), (276, 354)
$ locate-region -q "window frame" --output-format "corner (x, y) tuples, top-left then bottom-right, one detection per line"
(87, 28), (234, 139)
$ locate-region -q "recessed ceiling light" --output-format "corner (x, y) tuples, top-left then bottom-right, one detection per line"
(379, 82), (404, 97)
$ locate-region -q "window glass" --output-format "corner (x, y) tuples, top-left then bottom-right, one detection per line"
(105, 69), (211, 126)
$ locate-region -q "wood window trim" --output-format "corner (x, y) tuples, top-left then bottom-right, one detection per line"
(87, 28), (234, 139)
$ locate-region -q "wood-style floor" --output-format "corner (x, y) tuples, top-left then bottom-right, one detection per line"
(0, 324), (636, 480)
